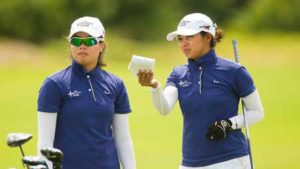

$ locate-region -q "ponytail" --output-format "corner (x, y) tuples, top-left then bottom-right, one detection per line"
(200, 29), (224, 48)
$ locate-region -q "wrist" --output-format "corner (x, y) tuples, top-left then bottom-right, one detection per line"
(151, 79), (159, 88)
(225, 119), (232, 126)
(223, 119), (233, 131)
(149, 82), (161, 93)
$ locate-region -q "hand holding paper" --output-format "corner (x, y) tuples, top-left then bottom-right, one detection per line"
(128, 55), (155, 77)
(128, 55), (158, 88)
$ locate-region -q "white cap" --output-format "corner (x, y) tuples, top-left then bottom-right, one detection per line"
(166, 13), (217, 41)
(68, 16), (105, 40)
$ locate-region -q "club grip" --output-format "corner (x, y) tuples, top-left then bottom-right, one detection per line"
(232, 39), (240, 63)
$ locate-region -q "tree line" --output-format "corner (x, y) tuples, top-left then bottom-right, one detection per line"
(0, 0), (298, 42)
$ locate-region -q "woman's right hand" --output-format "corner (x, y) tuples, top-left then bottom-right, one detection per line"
(137, 70), (159, 88)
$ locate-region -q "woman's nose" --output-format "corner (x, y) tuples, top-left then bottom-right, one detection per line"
(79, 43), (87, 49)
(180, 39), (188, 47)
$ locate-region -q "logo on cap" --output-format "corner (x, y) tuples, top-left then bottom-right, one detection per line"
(179, 20), (190, 27)
(77, 21), (93, 27)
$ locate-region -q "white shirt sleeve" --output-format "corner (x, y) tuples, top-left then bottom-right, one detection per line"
(113, 113), (136, 169)
(229, 90), (264, 129)
(149, 84), (264, 130)
(37, 111), (57, 169)
(149, 84), (178, 116)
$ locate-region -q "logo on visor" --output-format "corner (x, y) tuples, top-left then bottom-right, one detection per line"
(77, 21), (93, 27)
(178, 80), (192, 87)
(68, 90), (82, 97)
(179, 20), (190, 27)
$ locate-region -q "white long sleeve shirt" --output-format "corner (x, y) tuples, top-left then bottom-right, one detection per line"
(150, 85), (264, 129)
(37, 112), (136, 169)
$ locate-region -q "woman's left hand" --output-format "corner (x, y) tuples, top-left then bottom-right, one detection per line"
(205, 119), (233, 140)
(137, 70), (158, 88)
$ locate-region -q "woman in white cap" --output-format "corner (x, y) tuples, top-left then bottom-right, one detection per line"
(138, 13), (264, 169)
(37, 16), (136, 169)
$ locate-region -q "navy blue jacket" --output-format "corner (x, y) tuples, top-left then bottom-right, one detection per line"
(38, 60), (131, 169)
(167, 49), (255, 167)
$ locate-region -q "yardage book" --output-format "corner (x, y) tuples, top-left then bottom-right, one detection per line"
(128, 55), (155, 77)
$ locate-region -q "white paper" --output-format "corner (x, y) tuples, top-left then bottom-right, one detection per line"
(128, 55), (155, 76)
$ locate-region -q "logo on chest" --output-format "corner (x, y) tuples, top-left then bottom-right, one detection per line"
(178, 80), (192, 87)
(104, 90), (111, 95)
(213, 80), (220, 84)
(67, 90), (82, 97)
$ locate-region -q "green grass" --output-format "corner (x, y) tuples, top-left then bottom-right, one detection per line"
(1, 31), (300, 169)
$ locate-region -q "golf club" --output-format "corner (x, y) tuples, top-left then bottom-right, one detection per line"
(41, 147), (63, 169)
(7, 133), (32, 169)
(22, 156), (48, 169)
(29, 165), (48, 169)
(232, 39), (254, 169)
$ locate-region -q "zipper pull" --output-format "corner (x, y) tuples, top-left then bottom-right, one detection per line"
(87, 75), (97, 101)
(199, 66), (203, 94)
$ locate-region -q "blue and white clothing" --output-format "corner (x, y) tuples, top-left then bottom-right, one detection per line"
(165, 49), (256, 167)
(38, 60), (131, 169)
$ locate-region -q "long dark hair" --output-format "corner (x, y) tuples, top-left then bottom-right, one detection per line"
(97, 41), (106, 67)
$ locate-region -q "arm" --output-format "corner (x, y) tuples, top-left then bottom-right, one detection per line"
(229, 89), (264, 129)
(206, 89), (264, 140)
(150, 85), (178, 116)
(137, 70), (178, 116)
(113, 114), (136, 169)
(37, 111), (57, 168)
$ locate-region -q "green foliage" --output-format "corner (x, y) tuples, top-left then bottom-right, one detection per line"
(232, 0), (300, 32)
(108, 0), (183, 41)
(0, 0), (250, 42)
(0, 0), (299, 42)
(180, 0), (251, 24)
(0, 0), (119, 42)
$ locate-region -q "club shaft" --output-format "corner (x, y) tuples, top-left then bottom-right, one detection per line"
(232, 40), (240, 64)
(20, 146), (25, 157)
(232, 39), (254, 169)
(19, 146), (30, 169)
(242, 101), (254, 169)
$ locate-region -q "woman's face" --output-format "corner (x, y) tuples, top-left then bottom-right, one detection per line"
(70, 32), (105, 70)
(178, 33), (211, 60)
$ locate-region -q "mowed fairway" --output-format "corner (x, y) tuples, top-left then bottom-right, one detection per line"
(1, 32), (300, 169)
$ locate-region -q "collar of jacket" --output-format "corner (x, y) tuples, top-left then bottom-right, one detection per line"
(188, 49), (217, 71)
(71, 59), (101, 78)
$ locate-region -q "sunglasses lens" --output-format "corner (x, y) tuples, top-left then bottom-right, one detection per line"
(70, 38), (82, 47)
(71, 37), (98, 47)
(83, 38), (98, 46)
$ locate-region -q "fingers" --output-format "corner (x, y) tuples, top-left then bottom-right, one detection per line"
(138, 70), (146, 85)
(205, 122), (226, 141)
(138, 70), (154, 87)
